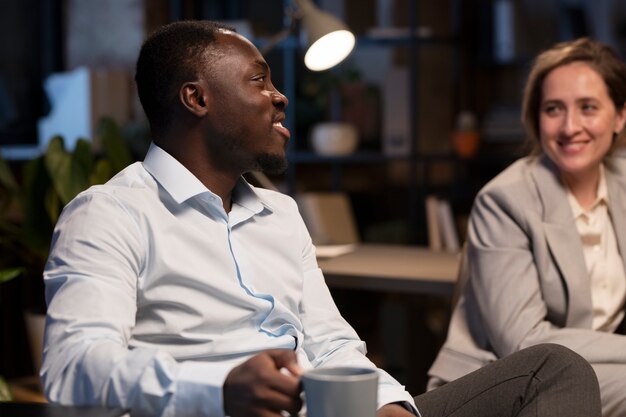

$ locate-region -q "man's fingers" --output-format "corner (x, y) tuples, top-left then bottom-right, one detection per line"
(223, 350), (303, 417)
(266, 349), (303, 377)
(260, 350), (303, 413)
(253, 385), (303, 416)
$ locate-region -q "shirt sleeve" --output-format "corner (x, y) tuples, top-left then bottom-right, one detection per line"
(41, 192), (233, 417)
(295, 212), (418, 414)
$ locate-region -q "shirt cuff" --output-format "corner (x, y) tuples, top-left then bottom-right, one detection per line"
(397, 401), (420, 416)
(379, 388), (420, 417)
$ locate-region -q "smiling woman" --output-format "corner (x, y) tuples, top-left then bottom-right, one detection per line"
(539, 62), (626, 204)
(429, 37), (626, 417)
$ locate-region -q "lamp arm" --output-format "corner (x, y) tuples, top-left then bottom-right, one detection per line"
(260, 3), (302, 55)
(260, 28), (292, 55)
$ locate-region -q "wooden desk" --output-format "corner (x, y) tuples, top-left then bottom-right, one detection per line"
(317, 244), (460, 296)
(318, 244), (460, 393)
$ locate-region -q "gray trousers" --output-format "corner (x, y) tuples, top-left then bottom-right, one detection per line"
(414, 344), (601, 417)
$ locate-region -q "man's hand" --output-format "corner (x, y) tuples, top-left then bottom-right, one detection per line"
(376, 403), (416, 417)
(223, 349), (303, 417)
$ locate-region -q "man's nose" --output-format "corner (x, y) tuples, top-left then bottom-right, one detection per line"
(271, 90), (288, 109)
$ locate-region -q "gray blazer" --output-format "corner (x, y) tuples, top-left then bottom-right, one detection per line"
(428, 154), (626, 386)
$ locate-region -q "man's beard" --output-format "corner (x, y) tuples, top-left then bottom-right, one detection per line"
(255, 153), (288, 175)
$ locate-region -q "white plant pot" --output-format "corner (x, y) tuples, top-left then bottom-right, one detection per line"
(310, 122), (359, 156)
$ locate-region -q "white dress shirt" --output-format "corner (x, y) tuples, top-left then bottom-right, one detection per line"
(567, 166), (626, 332)
(41, 143), (416, 417)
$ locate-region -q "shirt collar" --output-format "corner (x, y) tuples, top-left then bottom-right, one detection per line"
(142, 142), (273, 214)
(233, 177), (274, 214)
(567, 164), (608, 218)
(143, 142), (209, 204)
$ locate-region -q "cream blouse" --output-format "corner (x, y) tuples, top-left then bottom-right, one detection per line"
(567, 165), (626, 332)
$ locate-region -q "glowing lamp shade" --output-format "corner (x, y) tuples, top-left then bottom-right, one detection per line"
(304, 30), (355, 71)
(296, 0), (355, 71)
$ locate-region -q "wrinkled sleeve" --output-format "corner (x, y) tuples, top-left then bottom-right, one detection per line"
(295, 209), (418, 414)
(42, 192), (234, 417)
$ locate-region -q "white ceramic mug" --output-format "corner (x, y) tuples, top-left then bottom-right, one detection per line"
(302, 367), (378, 417)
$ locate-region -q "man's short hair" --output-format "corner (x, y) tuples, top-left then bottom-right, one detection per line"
(135, 20), (235, 131)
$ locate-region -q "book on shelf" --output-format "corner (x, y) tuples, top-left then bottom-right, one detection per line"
(426, 195), (459, 252)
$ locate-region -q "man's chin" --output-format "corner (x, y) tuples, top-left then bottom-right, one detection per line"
(256, 154), (288, 175)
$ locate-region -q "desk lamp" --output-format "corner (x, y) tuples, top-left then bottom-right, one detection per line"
(262, 0), (355, 71)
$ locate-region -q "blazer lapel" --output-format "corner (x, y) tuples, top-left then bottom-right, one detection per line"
(532, 156), (593, 328)
(606, 162), (626, 276)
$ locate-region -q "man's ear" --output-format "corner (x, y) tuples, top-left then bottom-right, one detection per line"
(179, 81), (209, 117)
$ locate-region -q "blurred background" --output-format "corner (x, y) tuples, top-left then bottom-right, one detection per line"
(2, 0), (626, 399)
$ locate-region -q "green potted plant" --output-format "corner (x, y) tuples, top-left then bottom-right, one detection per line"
(0, 117), (134, 400)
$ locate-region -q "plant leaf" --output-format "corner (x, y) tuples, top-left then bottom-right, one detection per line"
(44, 186), (61, 225)
(44, 136), (92, 205)
(0, 153), (19, 193)
(0, 267), (24, 283)
(21, 157), (55, 253)
(0, 375), (12, 401)
(0, 152), (21, 214)
(98, 117), (133, 174)
(73, 138), (94, 180)
(90, 159), (113, 185)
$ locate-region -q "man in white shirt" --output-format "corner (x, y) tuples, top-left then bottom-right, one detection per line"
(41, 20), (602, 417)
